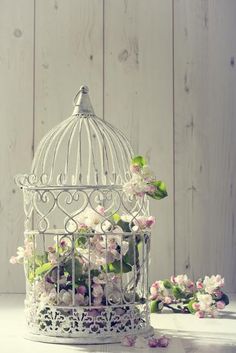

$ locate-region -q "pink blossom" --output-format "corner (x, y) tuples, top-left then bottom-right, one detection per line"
(24, 238), (34, 256)
(108, 238), (117, 250)
(106, 250), (120, 263)
(123, 174), (148, 198)
(196, 279), (204, 289)
(214, 290), (223, 299)
(216, 300), (225, 310)
(121, 335), (136, 347)
(148, 337), (159, 348)
(9, 247), (25, 264)
(195, 311), (205, 318)
(158, 336), (169, 347)
(96, 205), (105, 216)
(187, 281), (195, 292)
(77, 222), (89, 231)
(192, 302), (200, 311)
(215, 274), (225, 287)
(145, 184), (156, 194)
(173, 274), (189, 287)
(60, 240), (68, 248)
(150, 281), (160, 299)
(133, 216), (156, 231)
(77, 285), (87, 295)
(146, 216), (156, 228)
(164, 296), (172, 304)
(153, 280), (161, 289)
(130, 164), (141, 174)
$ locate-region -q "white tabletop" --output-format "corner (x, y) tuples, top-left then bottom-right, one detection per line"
(0, 294), (236, 353)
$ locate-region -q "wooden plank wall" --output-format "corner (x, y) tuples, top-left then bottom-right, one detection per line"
(0, 0), (34, 293)
(174, 0), (236, 291)
(0, 0), (236, 293)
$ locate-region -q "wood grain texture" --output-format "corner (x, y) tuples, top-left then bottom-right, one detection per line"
(0, 0), (34, 292)
(34, 0), (103, 147)
(104, 0), (174, 282)
(174, 0), (236, 291)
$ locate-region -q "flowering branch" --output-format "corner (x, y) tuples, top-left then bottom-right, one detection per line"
(150, 274), (229, 318)
(123, 156), (168, 200)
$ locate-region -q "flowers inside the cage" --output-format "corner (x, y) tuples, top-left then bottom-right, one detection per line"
(66, 205), (106, 233)
(123, 155), (168, 200)
(150, 274), (229, 318)
(10, 207), (154, 308)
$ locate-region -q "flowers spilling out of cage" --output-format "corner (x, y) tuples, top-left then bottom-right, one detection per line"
(149, 274), (229, 318)
(123, 156), (168, 200)
(9, 238), (34, 265)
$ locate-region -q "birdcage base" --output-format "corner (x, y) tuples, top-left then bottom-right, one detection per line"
(24, 326), (154, 345)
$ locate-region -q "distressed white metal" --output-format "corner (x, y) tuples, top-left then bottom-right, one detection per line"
(16, 86), (152, 344)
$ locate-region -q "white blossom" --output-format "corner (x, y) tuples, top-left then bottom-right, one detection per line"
(196, 293), (213, 311)
(203, 275), (224, 294)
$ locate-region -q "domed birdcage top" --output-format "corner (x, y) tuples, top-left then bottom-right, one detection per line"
(16, 86), (134, 188)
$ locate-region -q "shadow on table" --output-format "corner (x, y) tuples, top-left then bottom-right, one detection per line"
(218, 311), (236, 319)
(153, 327), (236, 352)
(159, 310), (236, 319)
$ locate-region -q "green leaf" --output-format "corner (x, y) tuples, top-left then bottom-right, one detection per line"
(172, 286), (185, 299)
(163, 280), (172, 289)
(113, 213), (121, 223)
(150, 300), (163, 313)
(187, 299), (196, 314)
(35, 254), (48, 267)
(28, 271), (35, 283)
(35, 262), (53, 277)
(121, 261), (133, 273)
(131, 155), (147, 168)
(148, 180), (168, 200)
(75, 236), (87, 248)
(103, 260), (132, 274)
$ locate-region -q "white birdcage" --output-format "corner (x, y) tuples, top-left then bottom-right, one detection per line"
(15, 86), (153, 344)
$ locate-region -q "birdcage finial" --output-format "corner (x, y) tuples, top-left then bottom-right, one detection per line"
(72, 85), (94, 115)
